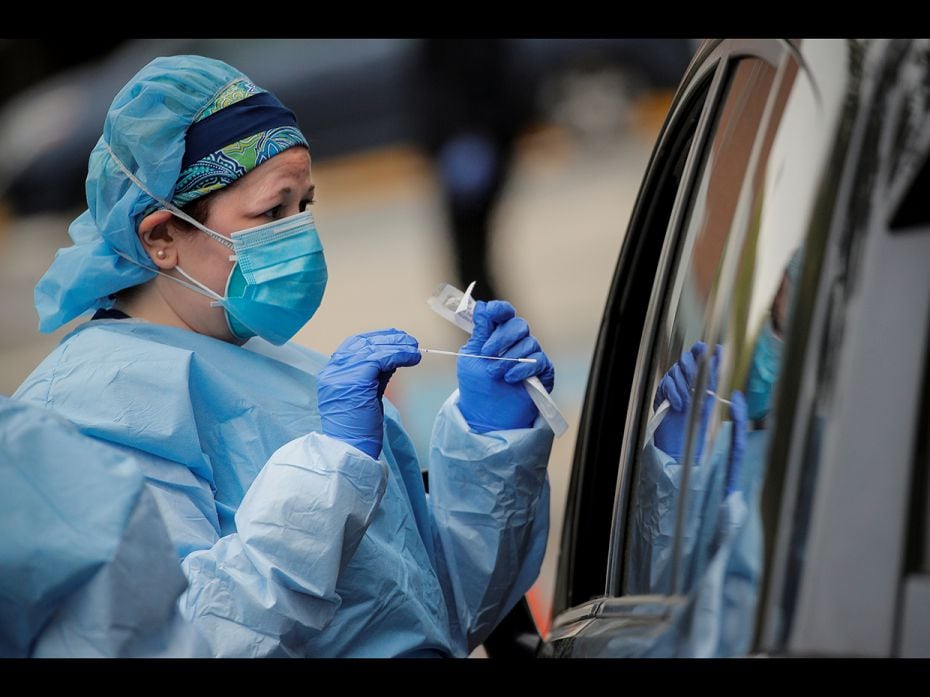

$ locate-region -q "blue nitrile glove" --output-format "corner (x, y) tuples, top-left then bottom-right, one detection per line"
(318, 329), (422, 459)
(653, 341), (721, 462)
(725, 391), (748, 496)
(457, 300), (556, 433)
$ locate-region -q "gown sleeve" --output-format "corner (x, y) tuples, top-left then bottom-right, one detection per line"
(137, 432), (389, 657)
(424, 391), (554, 652)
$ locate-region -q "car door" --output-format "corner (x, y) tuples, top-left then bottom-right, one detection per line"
(542, 39), (838, 657)
(752, 38), (930, 657)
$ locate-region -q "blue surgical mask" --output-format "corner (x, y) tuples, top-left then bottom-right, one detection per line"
(746, 317), (784, 421)
(173, 211), (327, 345)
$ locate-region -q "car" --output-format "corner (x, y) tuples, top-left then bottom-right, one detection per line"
(0, 38), (693, 216)
(484, 38), (930, 658)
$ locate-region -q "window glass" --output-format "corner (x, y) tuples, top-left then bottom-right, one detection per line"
(620, 52), (819, 656)
(555, 71), (714, 612)
(622, 58), (779, 598)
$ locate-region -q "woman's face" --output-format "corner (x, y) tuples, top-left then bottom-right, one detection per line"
(157, 146), (315, 342)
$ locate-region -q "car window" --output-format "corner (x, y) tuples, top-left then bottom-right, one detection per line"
(619, 50), (816, 598)
(621, 57), (778, 597)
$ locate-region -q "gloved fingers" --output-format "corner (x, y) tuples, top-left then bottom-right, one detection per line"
(656, 343), (703, 411)
(332, 330), (419, 361)
(361, 332), (419, 349)
(467, 300), (493, 347)
(670, 364), (692, 411)
(365, 345), (423, 372)
(540, 359), (556, 392)
(353, 327), (409, 340)
(497, 335), (541, 374)
(660, 373), (681, 411)
(464, 300), (517, 354)
(679, 347), (699, 386)
(481, 300), (518, 326)
(333, 335), (367, 356)
(503, 349), (554, 385)
(481, 316), (530, 358)
(317, 359), (379, 385)
(481, 334), (535, 379)
(658, 372), (682, 411)
(333, 328), (407, 353)
(689, 340), (708, 363)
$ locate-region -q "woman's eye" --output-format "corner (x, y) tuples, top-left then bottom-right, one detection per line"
(299, 199), (315, 212)
(263, 205), (283, 219)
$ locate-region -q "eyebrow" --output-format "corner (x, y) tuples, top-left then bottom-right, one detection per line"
(256, 184), (316, 207)
(278, 185), (316, 197)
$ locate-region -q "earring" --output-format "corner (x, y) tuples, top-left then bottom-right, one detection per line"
(156, 250), (167, 259)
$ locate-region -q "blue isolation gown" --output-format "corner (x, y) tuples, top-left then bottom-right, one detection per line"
(14, 318), (552, 657)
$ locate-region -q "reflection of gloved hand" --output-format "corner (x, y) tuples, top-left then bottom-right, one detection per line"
(457, 300), (556, 433)
(318, 329), (422, 459)
(725, 391), (748, 496)
(653, 342), (721, 462)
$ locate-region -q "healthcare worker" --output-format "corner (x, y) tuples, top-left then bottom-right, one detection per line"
(14, 55), (555, 658)
(0, 396), (206, 657)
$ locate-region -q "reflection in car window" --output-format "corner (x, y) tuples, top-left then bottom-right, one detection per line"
(620, 54), (810, 655)
(555, 72), (714, 614)
(623, 58), (777, 597)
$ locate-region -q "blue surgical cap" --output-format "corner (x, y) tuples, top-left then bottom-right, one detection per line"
(35, 55), (268, 332)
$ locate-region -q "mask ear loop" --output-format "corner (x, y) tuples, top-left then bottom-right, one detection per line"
(104, 141), (239, 308)
(102, 141), (236, 250)
(112, 247), (225, 307)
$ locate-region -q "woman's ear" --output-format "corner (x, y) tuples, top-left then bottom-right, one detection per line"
(137, 210), (178, 269)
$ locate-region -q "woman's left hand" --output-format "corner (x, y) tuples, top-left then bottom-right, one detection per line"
(457, 300), (555, 433)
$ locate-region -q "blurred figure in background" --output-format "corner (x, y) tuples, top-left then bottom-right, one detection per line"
(419, 39), (534, 302)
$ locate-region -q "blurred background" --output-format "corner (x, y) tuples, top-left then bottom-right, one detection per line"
(0, 38), (696, 637)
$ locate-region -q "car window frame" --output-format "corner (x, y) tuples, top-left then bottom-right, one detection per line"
(551, 47), (725, 615)
(605, 43), (794, 600)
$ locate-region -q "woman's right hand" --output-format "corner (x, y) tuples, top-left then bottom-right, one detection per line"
(317, 329), (421, 459)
